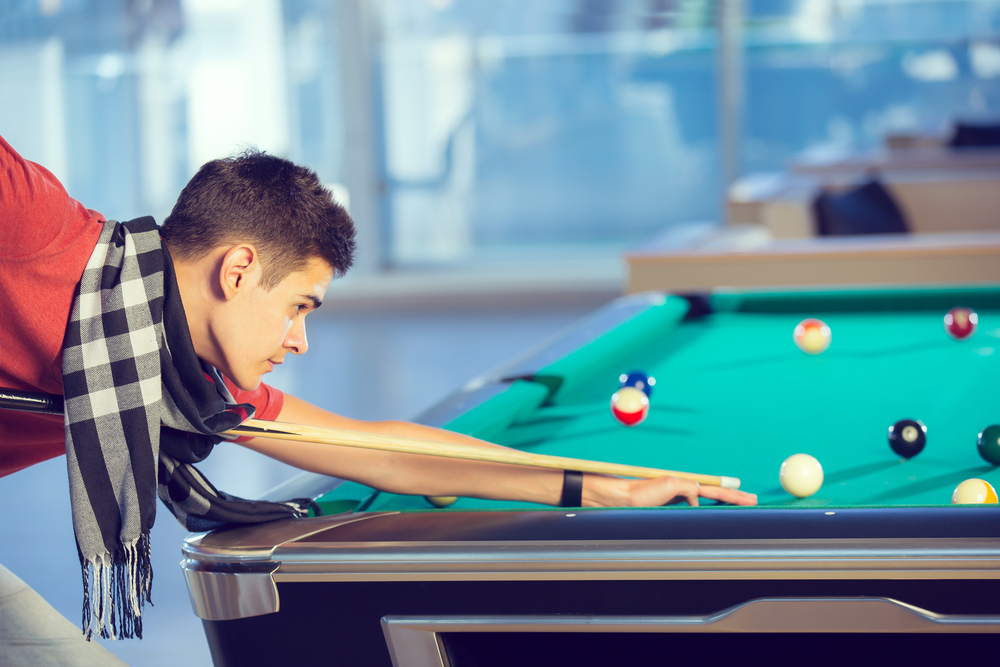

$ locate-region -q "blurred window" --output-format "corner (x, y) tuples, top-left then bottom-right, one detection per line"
(1, 0), (999, 268)
(743, 0), (1000, 172)
(377, 0), (721, 264)
(0, 0), (344, 227)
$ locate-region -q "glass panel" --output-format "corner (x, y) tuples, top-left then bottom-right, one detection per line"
(376, 0), (723, 265)
(743, 0), (1000, 172)
(0, 0), (345, 226)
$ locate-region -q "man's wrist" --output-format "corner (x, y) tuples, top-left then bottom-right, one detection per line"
(560, 470), (584, 507)
(581, 473), (633, 507)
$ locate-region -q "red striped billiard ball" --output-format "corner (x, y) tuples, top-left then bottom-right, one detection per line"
(793, 318), (831, 355)
(944, 307), (977, 340)
(610, 386), (649, 427)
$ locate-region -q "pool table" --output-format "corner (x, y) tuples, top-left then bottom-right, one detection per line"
(182, 285), (1000, 666)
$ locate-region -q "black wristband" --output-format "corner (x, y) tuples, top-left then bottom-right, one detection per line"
(560, 470), (584, 507)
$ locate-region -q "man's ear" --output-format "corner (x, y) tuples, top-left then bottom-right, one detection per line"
(219, 244), (260, 301)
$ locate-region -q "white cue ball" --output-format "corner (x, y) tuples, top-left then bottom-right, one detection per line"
(779, 453), (824, 499)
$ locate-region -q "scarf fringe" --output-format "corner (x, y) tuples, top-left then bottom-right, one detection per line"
(81, 533), (153, 641)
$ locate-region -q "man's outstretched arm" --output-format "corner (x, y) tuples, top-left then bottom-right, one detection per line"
(234, 394), (758, 508)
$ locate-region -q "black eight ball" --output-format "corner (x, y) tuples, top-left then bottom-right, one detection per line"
(888, 419), (926, 458)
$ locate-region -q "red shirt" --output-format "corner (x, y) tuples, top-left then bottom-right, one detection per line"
(0, 136), (283, 478)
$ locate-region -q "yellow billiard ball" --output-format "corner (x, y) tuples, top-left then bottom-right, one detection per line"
(779, 453), (824, 498)
(951, 479), (998, 504)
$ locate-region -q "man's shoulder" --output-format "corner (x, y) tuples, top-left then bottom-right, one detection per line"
(0, 135), (106, 262)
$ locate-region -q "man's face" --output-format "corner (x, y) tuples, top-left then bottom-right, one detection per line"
(219, 256), (334, 391)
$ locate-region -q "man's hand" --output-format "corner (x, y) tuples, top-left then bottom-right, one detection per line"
(587, 474), (758, 507)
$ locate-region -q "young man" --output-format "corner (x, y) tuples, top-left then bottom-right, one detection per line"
(0, 135), (755, 663)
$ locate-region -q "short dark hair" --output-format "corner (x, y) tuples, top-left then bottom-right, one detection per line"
(161, 149), (356, 289)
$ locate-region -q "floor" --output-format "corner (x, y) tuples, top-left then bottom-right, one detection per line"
(0, 296), (610, 666)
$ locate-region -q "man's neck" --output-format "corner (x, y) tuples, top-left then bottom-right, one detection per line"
(165, 242), (226, 370)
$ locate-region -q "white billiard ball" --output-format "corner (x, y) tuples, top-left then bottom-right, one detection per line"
(779, 453), (824, 499)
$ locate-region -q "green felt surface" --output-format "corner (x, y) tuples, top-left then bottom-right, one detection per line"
(318, 286), (1000, 514)
(445, 379), (549, 443)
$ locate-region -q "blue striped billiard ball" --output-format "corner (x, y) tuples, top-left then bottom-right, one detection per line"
(619, 371), (655, 398)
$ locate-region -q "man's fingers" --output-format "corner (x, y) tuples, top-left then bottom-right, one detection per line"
(657, 478), (701, 506)
(683, 481), (700, 506)
(633, 476), (758, 507)
(698, 483), (758, 506)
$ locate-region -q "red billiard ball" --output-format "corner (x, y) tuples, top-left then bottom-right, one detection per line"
(793, 318), (831, 355)
(610, 386), (649, 427)
(944, 307), (977, 340)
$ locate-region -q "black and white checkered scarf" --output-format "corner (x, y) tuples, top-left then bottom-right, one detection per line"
(62, 217), (312, 640)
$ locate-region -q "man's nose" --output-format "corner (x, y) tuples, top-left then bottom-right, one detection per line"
(284, 321), (309, 355)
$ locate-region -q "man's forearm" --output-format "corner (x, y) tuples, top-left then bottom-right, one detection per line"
(234, 394), (573, 504)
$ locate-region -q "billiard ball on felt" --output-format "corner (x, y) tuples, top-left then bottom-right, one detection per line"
(619, 370), (655, 397)
(793, 318), (831, 355)
(610, 386), (649, 427)
(779, 453), (824, 499)
(425, 496), (458, 508)
(944, 307), (978, 340)
(977, 425), (1000, 465)
(952, 479), (998, 504)
(888, 419), (927, 459)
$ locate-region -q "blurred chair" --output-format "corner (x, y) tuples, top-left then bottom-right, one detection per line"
(813, 179), (909, 236)
(728, 167), (1000, 239)
(949, 122), (1000, 149)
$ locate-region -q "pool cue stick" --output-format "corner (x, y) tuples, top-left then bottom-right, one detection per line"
(0, 388), (64, 415)
(229, 418), (742, 489)
(0, 387), (740, 489)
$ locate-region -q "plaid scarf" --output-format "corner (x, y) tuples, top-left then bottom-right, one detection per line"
(62, 217), (312, 640)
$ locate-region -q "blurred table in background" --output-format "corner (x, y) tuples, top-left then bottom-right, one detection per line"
(625, 223), (1000, 294)
(792, 145), (1000, 175)
(728, 147), (1000, 239)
